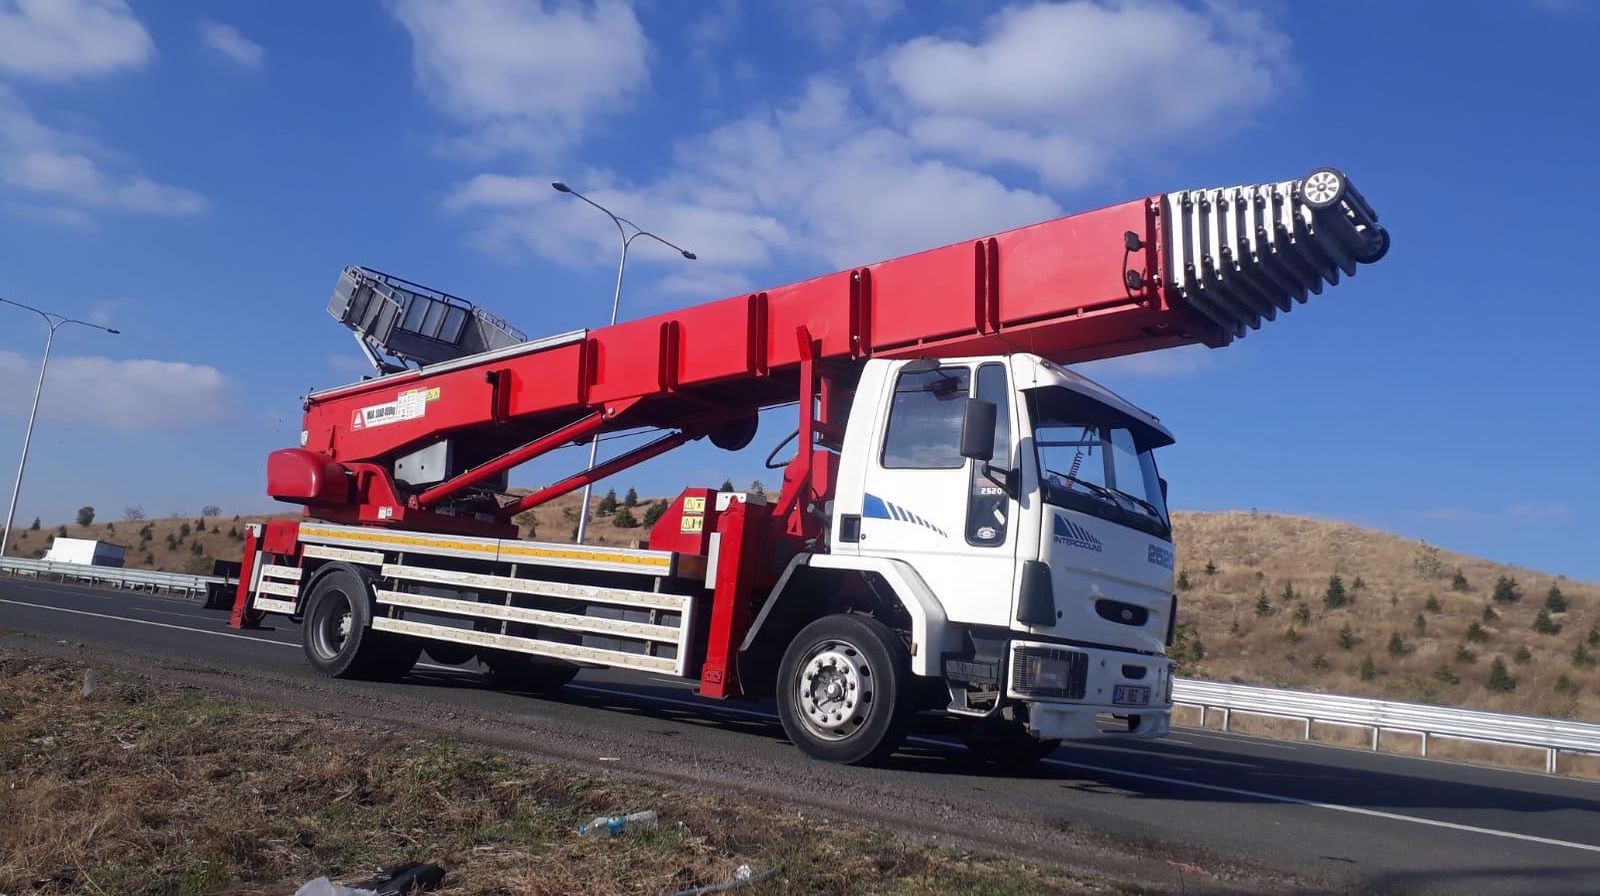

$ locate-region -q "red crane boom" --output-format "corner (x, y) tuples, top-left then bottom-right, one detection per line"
(268, 167), (1387, 540)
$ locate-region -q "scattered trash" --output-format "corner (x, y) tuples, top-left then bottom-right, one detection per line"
(578, 809), (658, 837)
(1164, 859), (1208, 876)
(598, 756), (620, 761)
(294, 863), (444, 896)
(669, 864), (782, 896)
(81, 669), (99, 697)
(292, 878), (375, 896)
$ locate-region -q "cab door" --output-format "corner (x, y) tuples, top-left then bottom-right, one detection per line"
(857, 361), (1018, 629)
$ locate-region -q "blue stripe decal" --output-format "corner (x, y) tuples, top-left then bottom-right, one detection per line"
(863, 493), (891, 520)
(863, 492), (948, 538)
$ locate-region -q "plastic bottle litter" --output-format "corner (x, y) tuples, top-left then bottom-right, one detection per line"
(292, 878), (376, 896)
(578, 809), (658, 837)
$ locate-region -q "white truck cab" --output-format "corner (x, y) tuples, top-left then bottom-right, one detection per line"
(757, 353), (1177, 762)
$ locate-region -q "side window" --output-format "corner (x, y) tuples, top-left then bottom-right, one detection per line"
(881, 367), (971, 469)
(966, 363), (1010, 545)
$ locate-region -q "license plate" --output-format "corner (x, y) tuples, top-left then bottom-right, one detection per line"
(1113, 685), (1151, 706)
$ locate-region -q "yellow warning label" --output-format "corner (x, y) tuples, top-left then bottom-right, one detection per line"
(683, 496), (706, 513)
(680, 515), (704, 534)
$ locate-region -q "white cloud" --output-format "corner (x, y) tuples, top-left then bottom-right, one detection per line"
(879, 0), (1291, 186)
(0, 86), (206, 218)
(3, 201), (96, 230)
(0, 351), (232, 429)
(199, 21), (264, 69)
(389, 0), (649, 155)
(0, 0), (153, 81)
(447, 80), (1059, 298)
(792, 0), (901, 48)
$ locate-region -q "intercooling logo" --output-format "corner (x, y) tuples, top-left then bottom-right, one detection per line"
(1053, 515), (1103, 552)
(863, 493), (948, 538)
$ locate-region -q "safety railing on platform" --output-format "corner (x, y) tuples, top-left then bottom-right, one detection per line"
(0, 556), (226, 599)
(1173, 677), (1600, 773)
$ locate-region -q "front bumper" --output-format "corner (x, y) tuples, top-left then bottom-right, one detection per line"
(1007, 639), (1172, 740)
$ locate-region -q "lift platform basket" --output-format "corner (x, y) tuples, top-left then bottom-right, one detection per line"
(328, 266), (527, 371)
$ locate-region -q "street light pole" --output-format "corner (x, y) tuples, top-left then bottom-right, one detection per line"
(551, 182), (696, 544)
(0, 297), (118, 559)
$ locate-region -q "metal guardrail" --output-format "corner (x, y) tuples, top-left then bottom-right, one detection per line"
(0, 556), (226, 598)
(1173, 677), (1600, 773)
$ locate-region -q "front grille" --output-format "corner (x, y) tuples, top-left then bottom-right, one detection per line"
(1010, 645), (1088, 700)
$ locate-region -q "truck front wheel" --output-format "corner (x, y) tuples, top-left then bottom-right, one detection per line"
(776, 614), (914, 765)
(302, 567), (418, 681)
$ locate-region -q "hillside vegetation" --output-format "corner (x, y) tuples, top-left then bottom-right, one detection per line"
(1170, 511), (1600, 721)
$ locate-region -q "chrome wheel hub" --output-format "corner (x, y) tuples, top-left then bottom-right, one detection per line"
(796, 639), (873, 741)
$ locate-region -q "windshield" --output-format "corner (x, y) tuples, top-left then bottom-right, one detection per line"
(1028, 390), (1170, 538)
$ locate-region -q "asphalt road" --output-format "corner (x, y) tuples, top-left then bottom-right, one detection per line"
(5, 576), (1600, 894)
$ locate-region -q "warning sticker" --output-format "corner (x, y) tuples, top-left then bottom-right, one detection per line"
(683, 496), (706, 514)
(680, 515), (704, 534)
(351, 387), (440, 431)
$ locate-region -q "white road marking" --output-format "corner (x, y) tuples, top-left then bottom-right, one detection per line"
(0, 598), (298, 648)
(1038, 756), (1600, 855)
(8, 590), (1600, 856)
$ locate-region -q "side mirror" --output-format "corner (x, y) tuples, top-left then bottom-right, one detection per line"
(959, 398), (997, 462)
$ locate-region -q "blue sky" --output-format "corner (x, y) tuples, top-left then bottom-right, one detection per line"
(1, 0), (1596, 579)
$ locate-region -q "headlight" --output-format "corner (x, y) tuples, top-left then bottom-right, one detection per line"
(1011, 646), (1087, 699)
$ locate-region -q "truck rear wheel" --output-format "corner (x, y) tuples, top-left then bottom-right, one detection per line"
(776, 614), (914, 765)
(302, 567), (418, 681)
(479, 651), (579, 694)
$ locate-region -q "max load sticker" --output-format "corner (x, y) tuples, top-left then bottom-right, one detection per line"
(351, 387), (440, 430)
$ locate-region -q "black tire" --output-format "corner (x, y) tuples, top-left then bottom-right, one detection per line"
(776, 614), (915, 765)
(301, 566), (418, 681)
(478, 651), (579, 694)
(424, 642), (477, 666)
(963, 729), (1062, 769)
(1354, 227), (1390, 264)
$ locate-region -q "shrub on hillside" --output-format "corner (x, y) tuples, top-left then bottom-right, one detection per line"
(613, 506), (639, 529)
(1451, 570), (1470, 591)
(1454, 645), (1476, 664)
(1481, 604), (1498, 622)
(1545, 584), (1568, 614)
(29, 517), (40, 530)
(1465, 620), (1488, 643)
(1589, 625), (1600, 647)
(1204, 560), (1218, 575)
(1254, 590), (1271, 616)
(1486, 658), (1516, 692)
(1413, 614), (1426, 635)
(1387, 633), (1409, 657)
(598, 489), (619, 514)
(1556, 674), (1578, 695)
(1424, 594), (1441, 613)
(1513, 645), (1533, 665)
(1293, 602), (1311, 625)
(642, 499), (670, 528)
(1176, 571), (1191, 590)
(1433, 665), (1460, 685)
(75, 506), (95, 526)
(1359, 656), (1378, 681)
(1284, 626), (1302, 644)
(1338, 625), (1357, 650)
(1575, 643), (1596, 668)
(1532, 608), (1560, 635)
(1324, 574), (1349, 609)
(624, 488), (639, 508)
(1311, 653), (1331, 673)
(1491, 575), (1522, 604)
(55, 525), (67, 537)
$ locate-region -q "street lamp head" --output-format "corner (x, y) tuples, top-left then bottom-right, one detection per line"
(552, 181), (572, 193)
(681, 250), (697, 260)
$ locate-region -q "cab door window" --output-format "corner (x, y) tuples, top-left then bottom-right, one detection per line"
(965, 363), (1010, 546)
(881, 367), (971, 469)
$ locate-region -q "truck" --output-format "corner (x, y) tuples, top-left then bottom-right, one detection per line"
(231, 167), (1388, 765)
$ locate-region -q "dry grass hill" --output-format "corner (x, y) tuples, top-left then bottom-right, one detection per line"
(1170, 511), (1600, 721)
(9, 499), (1595, 721)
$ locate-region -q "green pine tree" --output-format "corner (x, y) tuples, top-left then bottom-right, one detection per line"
(719, 479), (734, 491)
(1337, 625), (1357, 650)
(1177, 570), (1191, 591)
(1293, 602), (1311, 625)
(1413, 614), (1427, 635)
(613, 506), (639, 528)
(1254, 590), (1271, 616)
(1486, 657), (1516, 692)
(1424, 594), (1441, 613)
(29, 517), (40, 530)
(1454, 645), (1476, 664)
(1204, 560), (1218, 575)
(1324, 574), (1348, 609)
(624, 487), (639, 508)
(1465, 620), (1488, 643)
(598, 489), (618, 514)
(1574, 643), (1596, 668)
(1492, 575), (1522, 604)
(1451, 570), (1469, 591)
(1387, 633), (1408, 657)
(1359, 656), (1378, 681)
(1545, 584), (1568, 614)
(1555, 674), (1577, 695)
(1532, 608), (1560, 635)
(642, 499), (670, 527)
(1513, 645), (1532, 664)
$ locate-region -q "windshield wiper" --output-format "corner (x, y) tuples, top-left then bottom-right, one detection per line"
(1109, 487), (1164, 520)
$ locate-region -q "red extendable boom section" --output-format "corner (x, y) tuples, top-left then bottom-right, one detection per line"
(269, 167), (1387, 539)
